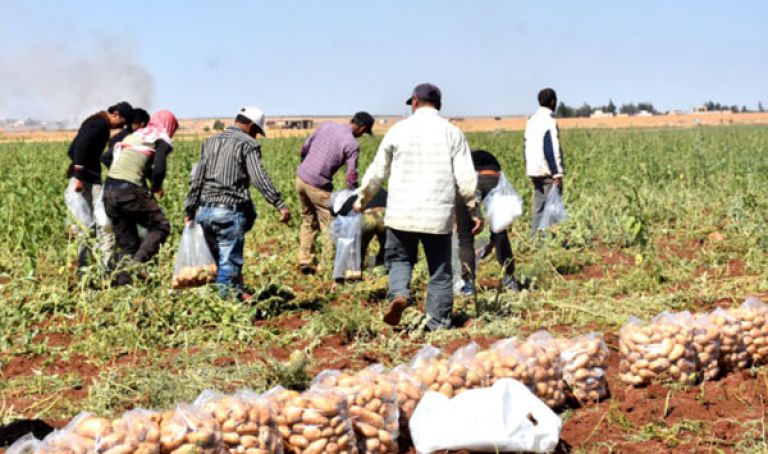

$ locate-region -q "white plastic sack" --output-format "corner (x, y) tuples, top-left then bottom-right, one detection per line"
(409, 378), (561, 453)
(65, 184), (95, 230)
(172, 222), (217, 289)
(485, 173), (523, 233)
(538, 187), (567, 230)
(330, 213), (362, 280)
(329, 189), (358, 216)
(93, 189), (111, 229)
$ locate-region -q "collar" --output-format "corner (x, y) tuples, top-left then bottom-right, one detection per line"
(537, 106), (554, 116)
(224, 125), (260, 146)
(413, 106), (440, 116)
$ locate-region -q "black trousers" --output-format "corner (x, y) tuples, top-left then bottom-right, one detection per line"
(103, 183), (171, 269)
(455, 174), (515, 282)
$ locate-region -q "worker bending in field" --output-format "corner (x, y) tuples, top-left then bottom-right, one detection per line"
(102, 108), (150, 169)
(184, 107), (290, 300)
(455, 149), (521, 296)
(355, 83), (482, 331)
(296, 112), (374, 274)
(103, 110), (179, 285)
(524, 88), (566, 235)
(65, 101), (133, 274)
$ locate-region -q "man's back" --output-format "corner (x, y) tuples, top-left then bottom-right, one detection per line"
(297, 122), (359, 191)
(524, 107), (563, 178)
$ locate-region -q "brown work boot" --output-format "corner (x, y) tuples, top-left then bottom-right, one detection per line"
(383, 296), (409, 326)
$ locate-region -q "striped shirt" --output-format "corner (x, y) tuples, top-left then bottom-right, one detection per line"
(184, 126), (285, 218)
(358, 107), (478, 235)
(297, 122), (359, 191)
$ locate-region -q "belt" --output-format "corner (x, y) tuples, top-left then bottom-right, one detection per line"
(104, 178), (140, 190)
(478, 170), (501, 177)
(200, 202), (244, 212)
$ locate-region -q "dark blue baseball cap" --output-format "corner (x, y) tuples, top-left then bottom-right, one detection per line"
(405, 83), (442, 109)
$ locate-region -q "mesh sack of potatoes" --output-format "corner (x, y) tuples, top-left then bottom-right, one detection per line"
(159, 402), (225, 454)
(280, 385), (359, 454)
(523, 331), (567, 408)
(29, 410), (162, 454)
(411, 342), (489, 398)
(618, 312), (697, 386)
(558, 332), (610, 404)
(477, 337), (534, 388)
(311, 365), (399, 453)
(732, 297), (768, 366)
(391, 364), (427, 437)
(195, 390), (283, 454)
(686, 313), (722, 381)
(711, 307), (750, 372)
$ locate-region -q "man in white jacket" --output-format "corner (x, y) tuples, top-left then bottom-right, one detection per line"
(524, 88), (566, 234)
(355, 83), (482, 330)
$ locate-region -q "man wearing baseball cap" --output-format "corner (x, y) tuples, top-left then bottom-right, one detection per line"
(184, 106), (290, 299)
(295, 111), (374, 274)
(355, 83), (482, 331)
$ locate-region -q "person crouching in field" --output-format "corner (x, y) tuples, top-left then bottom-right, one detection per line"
(184, 107), (291, 300)
(66, 101), (132, 274)
(296, 112), (374, 275)
(103, 110), (179, 285)
(455, 149), (522, 296)
(355, 83), (482, 331)
(102, 108), (150, 169)
(524, 88), (565, 235)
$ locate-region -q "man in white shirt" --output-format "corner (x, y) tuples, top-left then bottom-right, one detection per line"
(524, 88), (566, 234)
(355, 83), (482, 330)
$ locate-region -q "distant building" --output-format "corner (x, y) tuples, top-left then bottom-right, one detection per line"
(590, 109), (613, 118)
(636, 110), (653, 117)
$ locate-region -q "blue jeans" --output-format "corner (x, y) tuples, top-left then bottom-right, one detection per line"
(385, 228), (453, 330)
(196, 206), (246, 297)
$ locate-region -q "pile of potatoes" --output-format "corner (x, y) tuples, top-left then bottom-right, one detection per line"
(731, 298), (768, 365)
(159, 404), (225, 454)
(619, 313), (697, 386)
(172, 264), (217, 289)
(410, 343), (489, 399)
(476, 338), (534, 387)
(28, 411), (162, 454)
(312, 366), (399, 453)
(558, 333), (609, 403)
(196, 391), (283, 454)
(711, 307), (750, 372)
(279, 388), (358, 454)
(524, 332), (567, 408)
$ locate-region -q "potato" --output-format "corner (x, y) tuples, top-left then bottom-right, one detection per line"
(688, 314), (722, 381)
(172, 263), (217, 289)
(619, 313), (696, 386)
(731, 298), (768, 366)
(559, 333), (610, 404)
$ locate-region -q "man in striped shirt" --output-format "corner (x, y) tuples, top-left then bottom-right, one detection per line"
(296, 112), (374, 274)
(355, 83), (482, 331)
(184, 107), (290, 299)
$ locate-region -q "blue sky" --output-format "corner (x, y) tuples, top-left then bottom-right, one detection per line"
(0, 0), (766, 119)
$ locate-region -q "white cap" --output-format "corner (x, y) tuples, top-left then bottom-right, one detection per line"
(238, 106), (266, 136)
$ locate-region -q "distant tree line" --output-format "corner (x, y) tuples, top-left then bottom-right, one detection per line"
(554, 99), (766, 118)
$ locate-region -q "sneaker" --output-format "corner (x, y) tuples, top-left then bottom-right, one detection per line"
(502, 276), (522, 293)
(456, 280), (476, 297)
(383, 296), (409, 326)
(298, 264), (316, 275)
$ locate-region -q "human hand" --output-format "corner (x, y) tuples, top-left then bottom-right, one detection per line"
(184, 216), (192, 225)
(471, 216), (484, 235)
(73, 178), (84, 192)
(352, 199), (363, 214)
(153, 187), (165, 199)
(553, 177), (562, 187)
(278, 207), (291, 223)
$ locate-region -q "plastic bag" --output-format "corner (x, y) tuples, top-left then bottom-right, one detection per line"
(93, 190), (111, 229)
(618, 313), (696, 386)
(409, 378), (562, 454)
(329, 189), (358, 216)
(391, 364), (427, 438)
(412, 342), (488, 399)
(559, 333), (610, 404)
(711, 307), (749, 372)
(172, 221), (217, 289)
(313, 366), (399, 453)
(480, 337), (535, 388)
(484, 172), (523, 233)
(330, 213), (363, 280)
(524, 331), (567, 408)
(538, 187), (567, 231)
(688, 313), (721, 381)
(280, 385), (359, 454)
(32, 412), (111, 454)
(65, 184), (95, 231)
(159, 402), (223, 454)
(195, 389), (283, 453)
(6, 434), (42, 454)
(732, 297), (768, 365)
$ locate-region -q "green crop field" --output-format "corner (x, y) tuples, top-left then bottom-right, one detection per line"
(1, 125), (768, 452)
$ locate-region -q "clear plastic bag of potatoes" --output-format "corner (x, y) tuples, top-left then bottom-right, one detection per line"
(159, 402), (224, 454)
(281, 385), (359, 454)
(172, 221), (217, 290)
(559, 332), (610, 404)
(733, 297), (768, 365)
(686, 313), (722, 381)
(409, 345), (448, 396)
(263, 385), (301, 448)
(6, 434), (42, 454)
(619, 313), (697, 386)
(391, 364), (427, 440)
(194, 389), (283, 454)
(524, 331), (567, 409)
(711, 307), (750, 372)
(480, 337), (535, 388)
(35, 412), (113, 454)
(100, 409), (162, 454)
